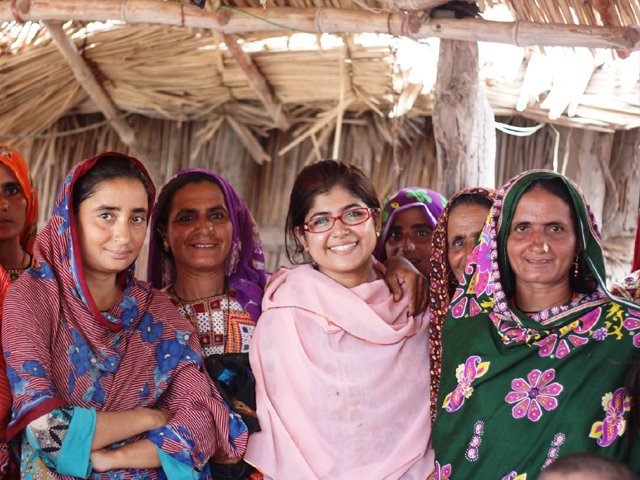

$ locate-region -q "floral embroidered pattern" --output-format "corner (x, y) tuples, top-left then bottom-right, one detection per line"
(623, 308), (640, 348)
(434, 461), (452, 480)
(589, 387), (631, 447)
(534, 308), (601, 359)
(502, 472), (526, 480)
(443, 356), (490, 413)
(465, 421), (484, 462)
(542, 433), (566, 469)
(505, 369), (563, 422)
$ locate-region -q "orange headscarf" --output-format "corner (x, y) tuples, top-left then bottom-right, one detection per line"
(0, 145), (38, 449)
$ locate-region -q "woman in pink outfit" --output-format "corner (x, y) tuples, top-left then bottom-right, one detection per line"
(245, 160), (434, 479)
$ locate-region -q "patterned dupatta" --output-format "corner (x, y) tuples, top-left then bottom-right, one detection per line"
(428, 187), (496, 424)
(2, 153), (247, 477)
(431, 170), (640, 479)
(148, 168), (267, 323)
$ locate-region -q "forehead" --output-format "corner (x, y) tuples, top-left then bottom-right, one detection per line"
(448, 203), (489, 236)
(171, 181), (226, 210)
(0, 162), (19, 184)
(83, 177), (147, 205)
(308, 185), (365, 214)
(512, 187), (574, 222)
(389, 206), (430, 229)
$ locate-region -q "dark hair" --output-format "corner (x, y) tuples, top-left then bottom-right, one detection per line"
(72, 156), (152, 212)
(449, 192), (493, 213)
(514, 177), (595, 294)
(285, 160), (380, 264)
(152, 172), (221, 258)
(539, 452), (639, 480)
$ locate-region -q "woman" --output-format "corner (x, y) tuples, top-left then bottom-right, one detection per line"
(245, 160), (434, 479)
(427, 187), (496, 424)
(375, 186), (446, 281)
(0, 145), (38, 476)
(2, 153), (247, 478)
(148, 169), (267, 479)
(431, 170), (640, 478)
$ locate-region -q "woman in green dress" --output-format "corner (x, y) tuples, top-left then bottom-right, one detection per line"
(431, 170), (640, 479)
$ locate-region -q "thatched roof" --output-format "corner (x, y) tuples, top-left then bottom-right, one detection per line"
(0, 0), (638, 151)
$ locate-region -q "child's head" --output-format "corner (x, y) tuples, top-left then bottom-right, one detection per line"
(539, 452), (639, 480)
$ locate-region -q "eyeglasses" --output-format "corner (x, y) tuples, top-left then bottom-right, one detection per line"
(302, 207), (379, 234)
(386, 227), (433, 245)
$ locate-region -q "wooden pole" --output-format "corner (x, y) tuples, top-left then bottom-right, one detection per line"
(221, 33), (290, 131)
(3, 2), (639, 51)
(44, 21), (149, 162)
(433, 39), (496, 198)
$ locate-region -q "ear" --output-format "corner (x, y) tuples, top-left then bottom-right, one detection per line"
(373, 209), (382, 234)
(294, 226), (308, 251)
(159, 227), (170, 252)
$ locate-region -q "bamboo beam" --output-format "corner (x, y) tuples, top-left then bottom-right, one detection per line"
(43, 21), (148, 160)
(221, 33), (290, 131)
(3, 1), (639, 51)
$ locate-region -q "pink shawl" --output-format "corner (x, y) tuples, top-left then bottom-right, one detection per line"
(245, 265), (434, 479)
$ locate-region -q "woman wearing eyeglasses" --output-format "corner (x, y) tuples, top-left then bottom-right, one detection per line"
(375, 187), (447, 281)
(244, 160), (434, 479)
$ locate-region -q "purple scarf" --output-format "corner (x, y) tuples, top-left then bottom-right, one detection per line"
(374, 186), (447, 262)
(148, 169), (267, 323)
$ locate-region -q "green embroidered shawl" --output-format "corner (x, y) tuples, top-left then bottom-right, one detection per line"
(431, 170), (640, 479)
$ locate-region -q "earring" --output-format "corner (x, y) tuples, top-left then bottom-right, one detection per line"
(573, 256), (579, 277)
(163, 241), (170, 252)
(304, 245), (309, 252)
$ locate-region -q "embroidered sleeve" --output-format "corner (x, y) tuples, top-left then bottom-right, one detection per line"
(25, 406), (95, 478)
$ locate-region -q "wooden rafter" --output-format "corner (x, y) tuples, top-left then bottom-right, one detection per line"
(221, 33), (290, 131)
(3, 1), (639, 52)
(44, 21), (147, 159)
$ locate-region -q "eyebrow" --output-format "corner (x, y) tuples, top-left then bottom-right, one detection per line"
(93, 205), (148, 214)
(1, 181), (20, 188)
(309, 203), (362, 218)
(174, 204), (227, 215)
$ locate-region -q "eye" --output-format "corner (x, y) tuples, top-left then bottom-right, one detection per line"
(451, 238), (465, 249)
(416, 228), (432, 238)
(388, 230), (403, 242)
(311, 216), (331, 228)
(210, 212), (226, 221)
(177, 214), (193, 223)
(131, 215), (147, 224)
(514, 224), (528, 233)
(548, 224), (563, 233)
(343, 209), (365, 220)
(5, 185), (20, 196)
(99, 212), (113, 221)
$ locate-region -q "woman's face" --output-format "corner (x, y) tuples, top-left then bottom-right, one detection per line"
(296, 185), (379, 286)
(163, 181), (233, 277)
(506, 186), (577, 292)
(384, 206), (433, 278)
(76, 177), (148, 282)
(447, 202), (490, 281)
(0, 162), (27, 244)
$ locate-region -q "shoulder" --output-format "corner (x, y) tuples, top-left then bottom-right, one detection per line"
(145, 287), (193, 332)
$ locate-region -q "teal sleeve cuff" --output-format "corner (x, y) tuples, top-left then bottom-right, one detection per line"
(57, 407), (96, 478)
(157, 447), (199, 480)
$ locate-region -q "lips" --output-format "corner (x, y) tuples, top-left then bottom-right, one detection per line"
(106, 249), (132, 260)
(328, 241), (358, 254)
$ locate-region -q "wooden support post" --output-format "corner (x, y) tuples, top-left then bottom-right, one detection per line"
(44, 22), (149, 163)
(574, 130), (615, 227)
(432, 40), (496, 198)
(601, 128), (640, 282)
(3, 2), (638, 52)
(221, 34), (290, 131)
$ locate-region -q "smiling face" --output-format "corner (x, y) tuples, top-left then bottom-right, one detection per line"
(0, 162), (27, 245)
(295, 185), (379, 288)
(506, 186), (578, 293)
(162, 181), (233, 278)
(447, 203), (490, 281)
(76, 177), (148, 283)
(384, 206), (433, 278)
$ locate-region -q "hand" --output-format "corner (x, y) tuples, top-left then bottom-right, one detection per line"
(91, 448), (116, 472)
(140, 408), (173, 430)
(383, 256), (428, 316)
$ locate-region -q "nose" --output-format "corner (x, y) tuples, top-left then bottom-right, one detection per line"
(113, 219), (131, 243)
(196, 216), (215, 232)
(0, 194), (7, 210)
(331, 218), (351, 236)
(530, 230), (547, 251)
(401, 233), (416, 252)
